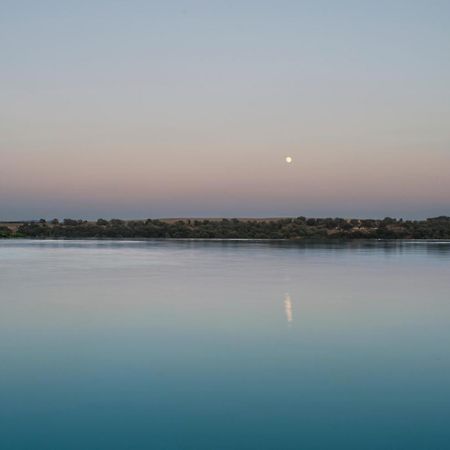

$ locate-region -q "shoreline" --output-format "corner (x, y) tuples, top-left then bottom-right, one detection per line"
(2, 217), (450, 240)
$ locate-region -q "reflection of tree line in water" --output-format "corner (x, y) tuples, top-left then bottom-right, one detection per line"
(2, 216), (450, 240)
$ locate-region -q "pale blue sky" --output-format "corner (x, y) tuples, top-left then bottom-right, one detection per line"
(1, 1), (449, 219)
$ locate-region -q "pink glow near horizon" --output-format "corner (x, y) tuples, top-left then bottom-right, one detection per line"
(1, 1), (449, 219)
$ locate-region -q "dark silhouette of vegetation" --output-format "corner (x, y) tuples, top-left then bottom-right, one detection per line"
(1, 216), (449, 239)
(0, 226), (13, 238)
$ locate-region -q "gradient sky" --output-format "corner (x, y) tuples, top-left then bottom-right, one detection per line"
(1, 0), (449, 219)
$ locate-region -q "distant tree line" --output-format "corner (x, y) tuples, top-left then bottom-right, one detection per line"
(1, 216), (449, 239)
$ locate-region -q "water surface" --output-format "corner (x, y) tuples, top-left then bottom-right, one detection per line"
(1, 240), (450, 449)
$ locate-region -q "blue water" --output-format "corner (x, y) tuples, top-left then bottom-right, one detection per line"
(1, 240), (450, 450)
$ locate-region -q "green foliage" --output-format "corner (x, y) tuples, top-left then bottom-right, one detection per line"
(10, 216), (450, 240)
(0, 226), (12, 238)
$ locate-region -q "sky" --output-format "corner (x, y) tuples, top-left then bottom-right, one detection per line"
(1, 0), (449, 220)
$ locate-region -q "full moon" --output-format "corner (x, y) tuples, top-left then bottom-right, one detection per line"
(285, 156), (293, 164)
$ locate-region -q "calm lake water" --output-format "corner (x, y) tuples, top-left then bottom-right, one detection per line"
(1, 239), (450, 450)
